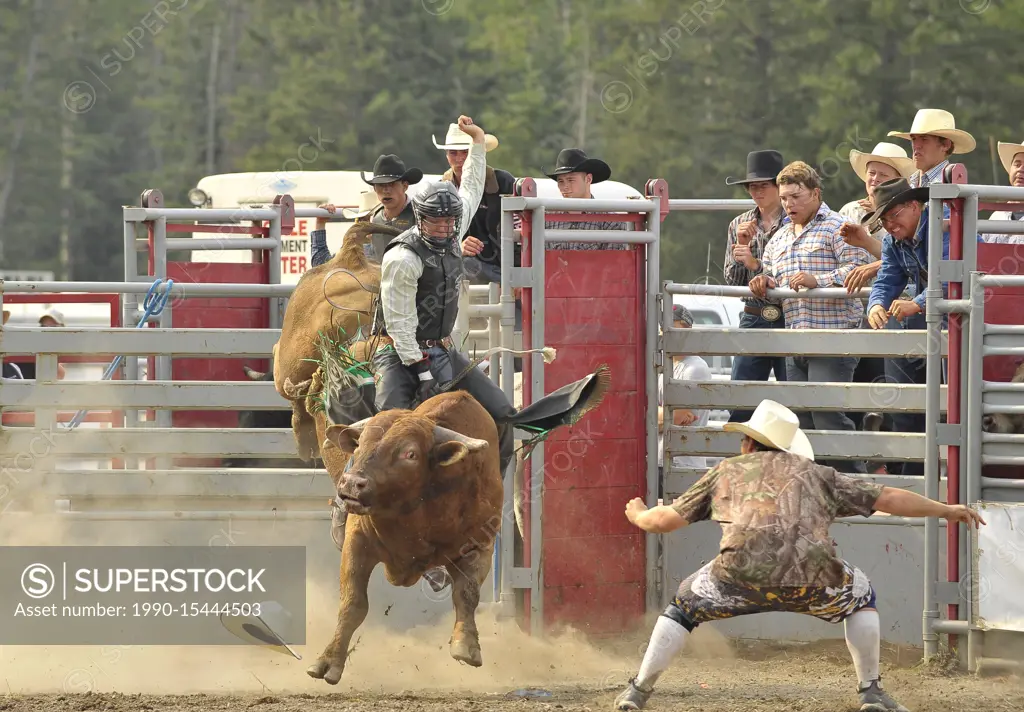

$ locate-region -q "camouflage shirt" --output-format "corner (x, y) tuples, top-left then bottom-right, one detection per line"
(669, 451), (883, 588)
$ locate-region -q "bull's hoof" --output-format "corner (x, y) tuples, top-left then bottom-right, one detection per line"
(306, 659), (330, 679)
(450, 636), (483, 667)
(306, 658), (345, 684)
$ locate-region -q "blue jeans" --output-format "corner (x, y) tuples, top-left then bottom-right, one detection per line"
(728, 310), (789, 424)
(787, 355), (866, 474)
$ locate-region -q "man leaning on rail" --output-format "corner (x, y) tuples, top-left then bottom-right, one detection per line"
(861, 177), (983, 476)
(613, 398), (986, 712)
(721, 149), (790, 424)
(749, 161), (873, 474)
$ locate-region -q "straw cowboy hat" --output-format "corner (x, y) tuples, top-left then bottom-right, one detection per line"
(887, 108), (976, 154)
(997, 139), (1024, 177)
(2, 308), (10, 324)
(361, 154), (423, 186)
(545, 148), (612, 184)
(723, 399), (815, 461)
(725, 150), (784, 186)
(342, 190), (381, 220)
(849, 142), (916, 182)
(432, 123), (499, 152)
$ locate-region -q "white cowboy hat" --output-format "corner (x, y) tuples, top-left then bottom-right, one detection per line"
(432, 123), (499, 152)
(997, 139), (1024, 178)
(219, 600), (302, 660)
(887, 108), (976, 154)
(849, 142), (916, 182)
(39, 307), (65, 326)
(341, 190), (381, 220)
(723, 399), (815, 461)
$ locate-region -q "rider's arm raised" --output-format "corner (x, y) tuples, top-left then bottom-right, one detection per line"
(456, 141), (487, 244)
(380, 246), (426, 366)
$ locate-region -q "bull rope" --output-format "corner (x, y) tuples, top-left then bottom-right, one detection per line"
(64, 278), (175, 431)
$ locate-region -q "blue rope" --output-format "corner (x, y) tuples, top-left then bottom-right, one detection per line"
(64, 279), (175, 431)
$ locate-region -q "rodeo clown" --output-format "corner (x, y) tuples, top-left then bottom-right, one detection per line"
(329, 115), (517, 593)
(614, 399), (986, 712)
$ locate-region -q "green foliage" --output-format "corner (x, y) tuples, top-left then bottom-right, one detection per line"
(0, 0), (1019, 283)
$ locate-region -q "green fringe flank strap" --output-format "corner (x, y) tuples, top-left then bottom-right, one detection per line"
(302, 326), (373, 415)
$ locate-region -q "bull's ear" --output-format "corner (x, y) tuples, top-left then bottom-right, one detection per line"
(434, 441), (471, 467)
(324, 416), (372, 453)
(324, 424), (360, 453)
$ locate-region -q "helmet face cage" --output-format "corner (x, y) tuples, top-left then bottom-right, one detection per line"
(413, 182), (463, 251)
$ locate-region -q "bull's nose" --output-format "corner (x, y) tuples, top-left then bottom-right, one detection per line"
(341, 475), (369, 492)
(982, 415), (994, 431)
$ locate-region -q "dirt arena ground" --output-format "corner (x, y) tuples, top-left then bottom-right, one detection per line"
(2, 614), (1022, 712)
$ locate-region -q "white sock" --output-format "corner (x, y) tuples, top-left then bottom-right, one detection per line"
(844, 608), (881, 687)
(635, 616), (689, 689)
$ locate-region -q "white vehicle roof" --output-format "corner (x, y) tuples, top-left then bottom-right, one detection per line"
(187, 171), (645, 284)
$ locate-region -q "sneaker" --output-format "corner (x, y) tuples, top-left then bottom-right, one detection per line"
(858, 679), (910, 712)
(330, 497), (347, 552)
(613, 678), (653, 711)
(423, 566), (452, 593)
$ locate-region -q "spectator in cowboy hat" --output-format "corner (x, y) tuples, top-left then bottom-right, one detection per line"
(980, 138), (1024, 244)
(543, 148), (628, 250)
(864, 176), (983, 475)
(722, 149), (790, 424)
(835, 142), (915, 470)
(433, 121), (515, 281)
(887, 108), (975, 189)
(311, 155), (421, 266)
(39, 307), (65, 327)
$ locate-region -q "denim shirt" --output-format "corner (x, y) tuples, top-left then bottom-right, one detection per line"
(866, 203), (981, 318)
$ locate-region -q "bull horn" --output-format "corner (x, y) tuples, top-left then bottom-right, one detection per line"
(243, 366), (267, 381)
(432, 425), (489, 452)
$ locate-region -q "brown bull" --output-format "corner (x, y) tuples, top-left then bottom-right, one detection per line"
(305, 390), (504, 685)
(274, 221), (403, 460)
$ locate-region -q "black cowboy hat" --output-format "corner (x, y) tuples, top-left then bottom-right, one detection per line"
(361, 154), (423, 185)
(725, 150), (785, 186)
(545, 148), (611, 184)
(860, 177), (929, 231)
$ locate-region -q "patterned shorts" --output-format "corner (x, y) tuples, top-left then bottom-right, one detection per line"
(671, 560), (876, 626)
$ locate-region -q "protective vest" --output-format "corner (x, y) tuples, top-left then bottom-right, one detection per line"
(372, 231), (463, 343)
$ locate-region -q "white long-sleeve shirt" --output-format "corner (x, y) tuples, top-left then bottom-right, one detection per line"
(379, 140), (487, 365)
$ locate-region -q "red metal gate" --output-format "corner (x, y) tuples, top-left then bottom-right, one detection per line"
(518, 193), (655, 636)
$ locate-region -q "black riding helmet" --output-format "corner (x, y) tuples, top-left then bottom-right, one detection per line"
(412, 181), (463, 252)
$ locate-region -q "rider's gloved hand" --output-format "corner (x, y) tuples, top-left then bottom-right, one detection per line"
(408, 357), (437, 403)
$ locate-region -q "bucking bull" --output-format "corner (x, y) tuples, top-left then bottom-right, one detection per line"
(271, 221), (610, 685)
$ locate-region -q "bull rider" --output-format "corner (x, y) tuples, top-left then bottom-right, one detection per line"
(330, 115), (518, 594)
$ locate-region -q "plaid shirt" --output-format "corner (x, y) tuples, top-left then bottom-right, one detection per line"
(910, 160), (948, 189)
(982, 210), (1024, 244)
(545, 215), (629, 250)
(760, 202), (872, 330)
(723, 205), (788, 308)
